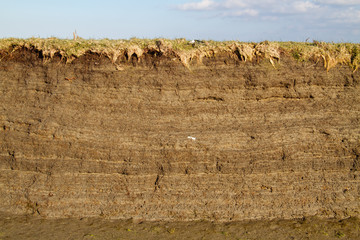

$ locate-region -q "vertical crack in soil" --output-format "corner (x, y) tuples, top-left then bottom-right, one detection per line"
(154, 175), (161, 192)
(351, 149), (360, 171)
(7, 150), (16, 170)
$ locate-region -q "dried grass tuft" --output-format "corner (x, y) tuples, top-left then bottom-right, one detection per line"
(280, 41), (359, 72)
(0, 38), (359, 71)
(255, 41), (280, 68)
(126, 45), (144, 62)
(236, 43), (255, 62)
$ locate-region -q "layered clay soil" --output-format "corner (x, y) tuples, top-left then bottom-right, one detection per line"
(0, 48), (359, 232)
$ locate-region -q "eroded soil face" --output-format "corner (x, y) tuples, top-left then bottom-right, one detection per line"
(0, 50), (359, 223)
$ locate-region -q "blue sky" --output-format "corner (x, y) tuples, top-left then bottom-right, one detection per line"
(1, 0), (359, 42)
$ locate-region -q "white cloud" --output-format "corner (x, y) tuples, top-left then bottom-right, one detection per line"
(222, 0), (248, 8)
(173, 0), (360, 41)
(315, 0), (360, 5)
(178, 0), (217, 10)
(329, 8), (360, 23)
(274, 1), (320, 14)
(226, 8), (259, 16)
(177, 0), (360, 24)
(177, 0), (321, 15)
(293, 1), (319, 13)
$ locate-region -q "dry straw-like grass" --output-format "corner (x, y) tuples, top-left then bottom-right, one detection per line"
(281, 41), (360, 72)
(0, 38), (359, 71)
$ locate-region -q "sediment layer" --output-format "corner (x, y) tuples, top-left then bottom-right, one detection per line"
(0, 48), (359, 221)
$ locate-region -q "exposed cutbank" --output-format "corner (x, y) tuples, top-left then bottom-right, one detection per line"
(0, 39), (359, 223)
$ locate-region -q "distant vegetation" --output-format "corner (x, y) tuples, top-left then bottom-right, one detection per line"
(0, 38), (359, 71)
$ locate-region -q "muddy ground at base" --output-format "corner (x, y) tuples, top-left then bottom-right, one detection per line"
(0, 212), (359, 240)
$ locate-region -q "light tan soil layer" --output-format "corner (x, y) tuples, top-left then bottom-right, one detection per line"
(0, 49), (359, 222)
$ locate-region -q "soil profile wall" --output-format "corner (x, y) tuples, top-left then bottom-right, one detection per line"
(0, 49), (359, 221)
